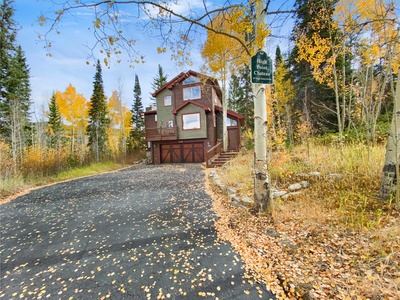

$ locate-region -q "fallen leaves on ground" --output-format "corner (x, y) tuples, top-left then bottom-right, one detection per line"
(206, 171), (400, 299)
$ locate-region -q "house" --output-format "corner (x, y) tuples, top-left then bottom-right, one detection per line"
(144, 70), (244, 165)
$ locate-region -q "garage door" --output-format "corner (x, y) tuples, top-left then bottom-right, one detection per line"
(161, 143), (204, 164)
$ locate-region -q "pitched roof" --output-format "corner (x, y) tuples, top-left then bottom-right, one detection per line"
(172, 100), (211, 114)
(143, 109), (157, 115)
(152, 70), (222, 99)
(215, 106), (245, 120)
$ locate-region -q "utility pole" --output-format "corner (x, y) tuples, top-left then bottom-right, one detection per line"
(252, 0), (272, 213)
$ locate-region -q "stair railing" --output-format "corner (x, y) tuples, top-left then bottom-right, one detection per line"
(206, 141), (222, 168)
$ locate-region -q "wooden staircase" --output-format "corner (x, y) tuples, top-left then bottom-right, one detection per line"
(207, 151), (238, 168)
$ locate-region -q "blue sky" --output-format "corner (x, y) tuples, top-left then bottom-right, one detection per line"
(13, 0), (295, 119)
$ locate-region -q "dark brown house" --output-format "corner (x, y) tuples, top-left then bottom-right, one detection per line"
(144, 70), (244, 165)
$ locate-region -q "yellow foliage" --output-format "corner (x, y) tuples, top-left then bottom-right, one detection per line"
(55, 84), (88, 150)
(296, 31), (338, 86)
(107, 91), (132, 154)
(201, 5), (269, 76)
(335, 0), (399, 70)
(0, 141), (14, 178)
(21, 146), (71, 177)
(274, 61), (295, 110)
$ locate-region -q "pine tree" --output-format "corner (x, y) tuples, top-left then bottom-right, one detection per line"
(275, 45), (283, 67)
(46, 92), (63, 149)
(289, 0), (338, 133)
(228, 73), (243, 113)
(0, 0), (17, 102)
(150, 64), (168, 107)
(87, 60), (110, 161)
(128, 74), (144, 151)
(2, 45), (31, 168)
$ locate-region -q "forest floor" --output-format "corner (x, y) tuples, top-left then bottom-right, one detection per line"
(206, 145), (399, 299)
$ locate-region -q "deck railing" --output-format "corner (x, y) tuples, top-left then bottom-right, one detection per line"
(145, 127), (178, 141)
(206, 141), (222, 168)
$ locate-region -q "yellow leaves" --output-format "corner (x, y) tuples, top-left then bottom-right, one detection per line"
(107, 90), (131, 153)
(55, 84), (88, 137)
(93, 18), (101, 29)
(335, 0), (398, 72)
(296, 31), (337, 85)
(38, 15), (46, 26)
(201, 8), (253, 75)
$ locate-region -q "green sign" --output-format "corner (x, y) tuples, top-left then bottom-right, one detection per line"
(251, 51), (273, 84)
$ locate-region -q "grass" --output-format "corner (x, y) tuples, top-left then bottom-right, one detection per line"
(0, 161), (134, 203)
(219, 143), (388, 229)
(211, 142), (399, 298)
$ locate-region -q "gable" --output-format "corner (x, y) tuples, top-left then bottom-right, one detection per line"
(152, 70), (222, 100)
(183, 76), (200, 85)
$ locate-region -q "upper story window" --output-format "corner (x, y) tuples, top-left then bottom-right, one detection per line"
(183, 86), (201, 100)
(227, 117), (238, 127)
(163, 95), (172, 106)
(183, 76), (200, 85)
(165, 120), (173, 128)
(182, 113), (201, 130)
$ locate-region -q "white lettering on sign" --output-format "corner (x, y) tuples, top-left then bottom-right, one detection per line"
(254, 71), (270, 76)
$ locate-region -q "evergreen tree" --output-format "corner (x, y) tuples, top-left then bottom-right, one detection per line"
(275, 45), (283, 67)
(1, 45), (31, 167)
(87, 60), (110, 161)
(228, 73), (243, 113)
(229, 65), (254, 132)
(46, 92), (63, 148)
(151, 64), (168, 92)
(0, 0), (17, 102)
(128, 74), (144, 151)
(227, 66), (254, 132)
(150, 64), (168, 107)
(289, 0), (338, 133)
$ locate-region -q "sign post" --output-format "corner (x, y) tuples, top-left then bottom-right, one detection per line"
(251, 1), (273, 213)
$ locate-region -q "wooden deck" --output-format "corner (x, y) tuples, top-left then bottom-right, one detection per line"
(145, 127), (178, 142)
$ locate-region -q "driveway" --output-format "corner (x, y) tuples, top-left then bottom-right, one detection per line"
(0, 164), (274, 299)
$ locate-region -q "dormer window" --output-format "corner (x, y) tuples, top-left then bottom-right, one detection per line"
(183, 86), (201, 100)
(183, 76), (200, 85)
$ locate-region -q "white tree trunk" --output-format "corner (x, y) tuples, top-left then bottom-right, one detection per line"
(380, 70), (400, 205)
(252, 0), (272, 213)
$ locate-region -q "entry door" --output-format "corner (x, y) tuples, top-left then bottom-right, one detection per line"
(228, 128), (240, 151)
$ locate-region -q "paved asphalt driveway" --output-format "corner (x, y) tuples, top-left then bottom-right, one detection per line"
(1, 164), (274, 299)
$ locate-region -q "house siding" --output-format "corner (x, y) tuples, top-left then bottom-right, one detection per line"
(176, 104), (207, 139)
(172, 80), (215, 110)
(156, 89), (174, 127)
(144, 112), (157, 129)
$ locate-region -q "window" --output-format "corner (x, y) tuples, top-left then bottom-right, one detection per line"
(155, 114), (157, 121)
(165, 120), (173, 128)
(182, 113), (201, 130)
(183, 86), (201, 100)
(164, 95), (172, 106)
(226, 117), (237, 127)
(183, 76), (200, 85)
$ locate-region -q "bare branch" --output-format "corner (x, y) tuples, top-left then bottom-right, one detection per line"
(41, 0), (298, 64)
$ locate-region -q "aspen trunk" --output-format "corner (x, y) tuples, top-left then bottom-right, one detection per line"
(380, 70), (400, 205)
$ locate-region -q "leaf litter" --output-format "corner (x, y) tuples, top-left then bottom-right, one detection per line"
(206, 169), (400, 299)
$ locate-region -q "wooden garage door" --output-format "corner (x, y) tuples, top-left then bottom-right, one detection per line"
(161, 143), (204, 163)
